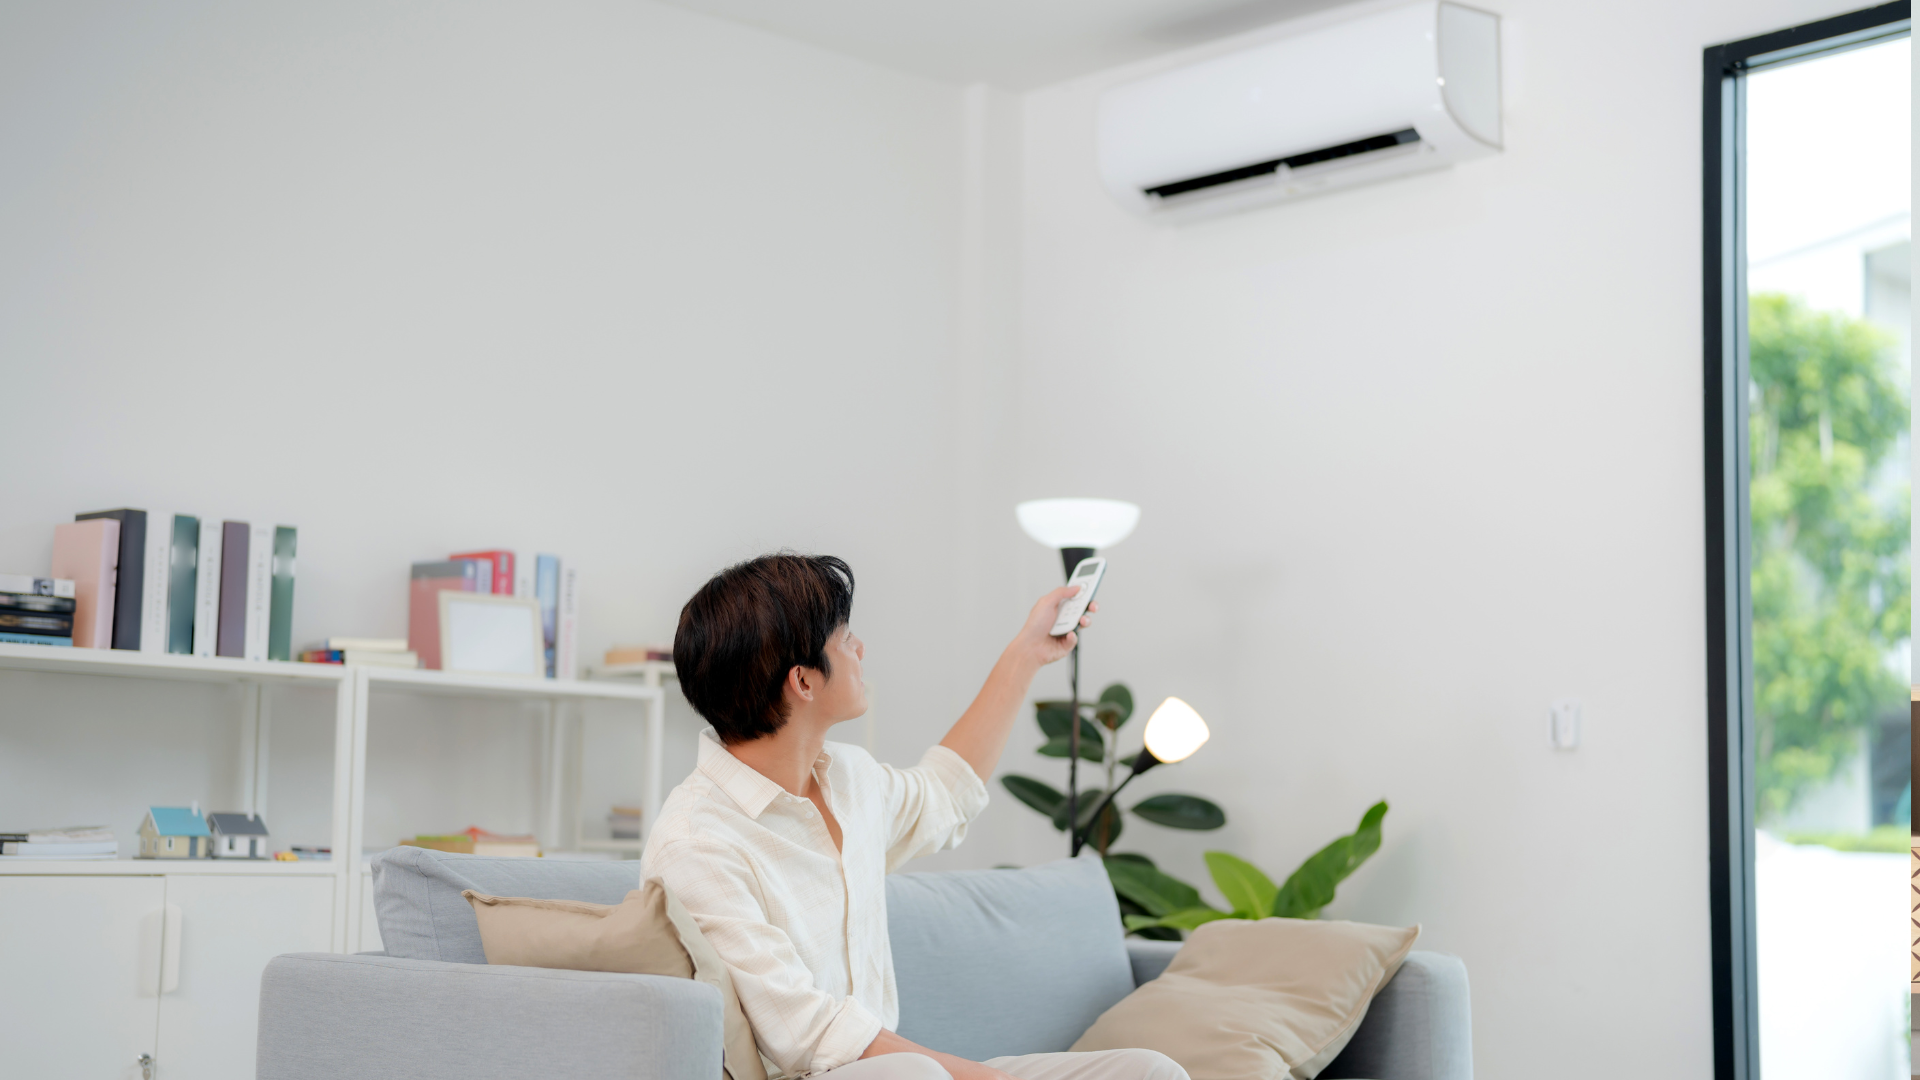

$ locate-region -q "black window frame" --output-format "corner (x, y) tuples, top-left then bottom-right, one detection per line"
(1701, 5), (1911, 1079)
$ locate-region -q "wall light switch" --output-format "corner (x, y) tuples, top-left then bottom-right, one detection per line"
(1551, 699), (1581, 750)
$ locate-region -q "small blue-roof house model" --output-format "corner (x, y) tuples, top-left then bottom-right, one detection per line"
(139, 805), (211, 859)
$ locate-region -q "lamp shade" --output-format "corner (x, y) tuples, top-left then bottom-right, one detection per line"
(1142, 697), (1210, 764)
(1015, 498), (1140, 550)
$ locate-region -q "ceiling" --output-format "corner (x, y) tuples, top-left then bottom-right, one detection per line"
(655, 0), (1352, 89)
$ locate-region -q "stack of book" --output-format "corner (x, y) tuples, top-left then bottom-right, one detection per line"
(298, 637), (419, 669)
(409, 550), (577, 677)
(0, 576), (78, 647)
(400, 826), (541, 857)
(0, 825), (117, 860)
(27, 510), (299, 661)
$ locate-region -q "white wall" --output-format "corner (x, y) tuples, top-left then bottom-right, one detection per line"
(0, 0), (982, 851)
(973, 0), (1879, 1077)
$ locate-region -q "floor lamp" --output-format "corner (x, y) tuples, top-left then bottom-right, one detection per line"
(1015, 498), (1140, 856)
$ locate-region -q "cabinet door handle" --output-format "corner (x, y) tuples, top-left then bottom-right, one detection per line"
(138, 1052), (153, 1079)
(160, 904), (182, 994)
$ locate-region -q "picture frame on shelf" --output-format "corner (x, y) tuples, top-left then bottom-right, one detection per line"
(438, 593), (545, 678)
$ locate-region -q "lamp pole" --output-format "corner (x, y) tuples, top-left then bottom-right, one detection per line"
(1060, 546), (1093, 858)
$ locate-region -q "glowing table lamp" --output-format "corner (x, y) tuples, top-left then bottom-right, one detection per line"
(1072, 697), (1211, 855)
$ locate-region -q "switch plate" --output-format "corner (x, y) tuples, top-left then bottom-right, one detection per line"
(1551, 699), (1580, 750)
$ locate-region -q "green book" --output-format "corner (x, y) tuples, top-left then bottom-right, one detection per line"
(268, 526), (297, 662)
(167, 515), (199, 655)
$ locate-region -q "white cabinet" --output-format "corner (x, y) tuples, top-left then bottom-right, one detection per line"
(0, 876), (164, 1080)
(154, 874), (335, 1080)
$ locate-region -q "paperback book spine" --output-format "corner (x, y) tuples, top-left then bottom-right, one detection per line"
(0, 632), (73, 647)
(0, 612), (75, 636)
(193, 519), (222, 657)
(555, 562), (578, 681)
(269, 526), (297, 662)
(0, 576), (75, 598)
(50, 518), (119, 649)
(217, 521), (249, 658)
(536, 554), (560, 678)
(140, 511), (171, 654)
(167, 515), (199, 655)
(450, 550), (514, 597)
(512, 550), (534, 599)
(0, 593), (76, 614)
(74, 509), (145, 650)
(245, 523), (272, 661)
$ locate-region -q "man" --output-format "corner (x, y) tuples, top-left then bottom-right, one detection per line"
(645, 553), (1185, 1080)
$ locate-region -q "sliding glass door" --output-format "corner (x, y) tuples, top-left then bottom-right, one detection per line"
(1705, 6), (1911, 1080)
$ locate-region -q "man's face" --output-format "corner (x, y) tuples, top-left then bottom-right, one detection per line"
(818, 624), (868, 721)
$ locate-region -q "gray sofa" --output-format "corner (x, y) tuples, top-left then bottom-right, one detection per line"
(257, 849), (1471, 1079)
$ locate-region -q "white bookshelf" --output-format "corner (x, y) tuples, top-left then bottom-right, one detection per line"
(0, 641), (663, 912)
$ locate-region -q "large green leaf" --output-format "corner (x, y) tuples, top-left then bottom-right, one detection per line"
(1271, 800), (1389, 919)
(1000, 775), (1064, 826)
(1105, 851), (1156, 868)
(1130, 793), (1226, 830)
(1104, 856), (1201, 916)
(1125, 906), (1231, 933)
(1116, 895), (1185, 941)
(1048, 789), (1124, 849)
(1096, 684), (1134, 730)
(1036, 700), (1104, 743)
(1037, 733), (1105, 762)
(1205, 851), (1278, 919)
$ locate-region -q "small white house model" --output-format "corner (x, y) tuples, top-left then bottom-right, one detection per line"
(138, 805), (211, 859)
(207, 812), (271, 859)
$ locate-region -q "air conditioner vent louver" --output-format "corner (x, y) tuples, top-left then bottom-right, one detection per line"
(1144, 128), (1421, 200)
(1097, 1), (1502, 219)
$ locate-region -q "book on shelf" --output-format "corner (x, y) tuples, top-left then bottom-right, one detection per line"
(193, 518), (222, 656)
(604, 645), (673, 666)
(165, 514), (199, 655)
(0, 827), (117, 860)
(245, 523), (272, 661)
(298, 647), (419, 668)
(449, 550), (516, 598)
(556, 563), (579, 680)
(0, 575), (75, 598)
(401, 827), (540, 858)
(409, 560), (487, 670)
(317, 637), (408, 652)
(74, 509), (147, 651)
(50, 518), (119, 649)
(535, 554), (561, 677)
(513, 551), (534, 600)
(217, 521), (248, 658)
(0, 589), (74, 645)
(1, 840), (117, 858)
(269, 526), (297, 662)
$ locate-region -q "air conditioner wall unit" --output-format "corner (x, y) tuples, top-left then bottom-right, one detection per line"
(1097, 1), (1502, 219)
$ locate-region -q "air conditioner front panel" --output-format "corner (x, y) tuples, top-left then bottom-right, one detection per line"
(1096, 0), (1502, 217)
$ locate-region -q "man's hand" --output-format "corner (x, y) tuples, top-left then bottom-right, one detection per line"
(1007, 585), (1099, 671)
(937, 587), (1100, 781)
(861, 1029), (1015, 1080)
(936, 1055), (1017, 1080)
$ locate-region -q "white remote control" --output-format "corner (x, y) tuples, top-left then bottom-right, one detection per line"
(1050, 557), (1106, 636)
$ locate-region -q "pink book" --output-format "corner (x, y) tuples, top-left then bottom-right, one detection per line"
(51, 518), (120, 649)
(408, 560), (484, 670)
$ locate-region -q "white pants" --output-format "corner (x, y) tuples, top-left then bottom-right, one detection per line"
(819, 1049), (1188, 1080)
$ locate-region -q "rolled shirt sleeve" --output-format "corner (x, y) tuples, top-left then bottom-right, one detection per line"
(649, 838), (883, 1077)
(879, 744), (992, 872)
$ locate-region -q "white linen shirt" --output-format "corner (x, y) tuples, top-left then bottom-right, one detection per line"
(642, 728), (990, 1079)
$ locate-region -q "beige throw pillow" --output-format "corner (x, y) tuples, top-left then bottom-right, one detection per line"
(1071, 917), (1420, 1080)
(464, 882), (767, 1080)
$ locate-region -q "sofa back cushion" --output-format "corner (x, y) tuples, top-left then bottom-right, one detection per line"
(371, 847), (641, 964)
(887, 857), (1134, 1060)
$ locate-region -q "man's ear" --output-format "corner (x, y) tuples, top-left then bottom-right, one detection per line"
(785, 665), (816, 703)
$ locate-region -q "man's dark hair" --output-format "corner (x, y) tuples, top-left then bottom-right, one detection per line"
(673, 553), (855, 744)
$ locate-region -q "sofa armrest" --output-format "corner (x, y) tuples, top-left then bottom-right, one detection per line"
(1125, 939), (1183, 986)
(1321, 951), (1473, 1080)
(257, 952), (724, 1080)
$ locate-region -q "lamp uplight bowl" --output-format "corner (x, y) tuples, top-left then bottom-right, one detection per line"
(1142, 696), (1210, 764)
(1015, 499), (1140, 550)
